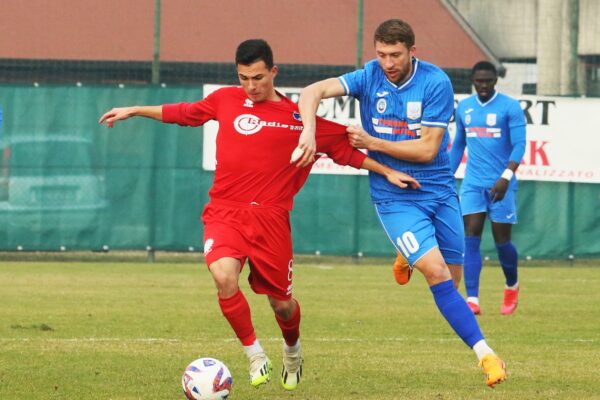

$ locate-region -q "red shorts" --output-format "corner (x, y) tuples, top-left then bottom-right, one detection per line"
(202, 199), (294, 300)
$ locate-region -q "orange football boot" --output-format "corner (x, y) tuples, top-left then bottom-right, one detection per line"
(392, 252), (412, 285)
(479, 354), (507, 388)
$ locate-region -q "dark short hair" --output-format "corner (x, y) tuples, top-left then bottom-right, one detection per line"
(235, 39), (274, 69)
(374, 19), (415, 48)
(471, 61), (497, 77)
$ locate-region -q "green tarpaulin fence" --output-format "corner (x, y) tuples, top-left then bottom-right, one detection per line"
(0, 85), (598, 259)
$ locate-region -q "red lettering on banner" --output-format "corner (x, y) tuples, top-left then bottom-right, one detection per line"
(529, 141), (550, 166)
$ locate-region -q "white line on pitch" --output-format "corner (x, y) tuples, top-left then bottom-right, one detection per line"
(0, 337), (461, 343)
(1, 337), (597, 343)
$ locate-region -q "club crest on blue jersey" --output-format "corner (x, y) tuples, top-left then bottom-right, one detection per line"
(486, 113), (497, 126)
(407, 102), (422, 120)
(292, 111), (302, 121)
(376, 98), (387, 113)
(465, 114), (471, 125)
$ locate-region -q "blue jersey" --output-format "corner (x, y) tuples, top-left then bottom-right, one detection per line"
(451, 92), (526, 189)
(339, 58), (456, 202)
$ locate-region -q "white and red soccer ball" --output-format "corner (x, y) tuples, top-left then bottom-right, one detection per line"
(182, 358), (232, 400)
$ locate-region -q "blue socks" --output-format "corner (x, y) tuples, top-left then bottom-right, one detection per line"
(464, 236), (482, 298)
(496, 240), (518, 287)
(430, 280), (484, 348)
(465, 237), (519, 291)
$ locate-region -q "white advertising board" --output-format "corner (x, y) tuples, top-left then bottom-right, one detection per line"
(202, 85), (600, 183)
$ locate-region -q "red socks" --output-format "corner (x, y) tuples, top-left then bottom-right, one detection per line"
(218, 290), (256, 346)
(219, 291), (301, 347)
(275, 299), (301, 346)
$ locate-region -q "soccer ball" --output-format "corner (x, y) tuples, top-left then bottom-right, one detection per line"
(182, 357), (232, 400)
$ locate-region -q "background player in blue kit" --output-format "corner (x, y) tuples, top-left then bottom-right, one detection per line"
(298, 19), (506, 388)
(450, 61), (527, 316)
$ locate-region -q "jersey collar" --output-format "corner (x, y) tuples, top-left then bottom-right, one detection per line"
(476, 91), (498, 107)
(386, 57), (418, 90)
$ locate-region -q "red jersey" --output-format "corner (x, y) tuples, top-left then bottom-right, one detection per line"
(162, 87), (366, 210)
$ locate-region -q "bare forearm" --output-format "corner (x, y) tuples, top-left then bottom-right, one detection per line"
(131, 105), (163, 121)
(360, 157), (390, 175)
(99, 105), (163, 127)
(507, 160), (519, 172)
(360, 157), (421, 189)
(369, 137), (438, 163)
(298, 86), (321, 132)
(348, 125), (444, 163)
(299, 78), (346, 131)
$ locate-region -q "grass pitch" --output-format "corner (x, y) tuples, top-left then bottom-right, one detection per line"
(1, 258), (600, 399)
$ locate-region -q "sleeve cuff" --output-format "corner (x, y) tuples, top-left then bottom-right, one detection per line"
(161, 104), (178, 123)
(348, 150), (367, 169)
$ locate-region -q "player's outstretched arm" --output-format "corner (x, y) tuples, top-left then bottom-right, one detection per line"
(296, 78), (347, 168)
(347, 125), (444, 163)
(361, 157), (421, 189)
(98, 105), (163, 128)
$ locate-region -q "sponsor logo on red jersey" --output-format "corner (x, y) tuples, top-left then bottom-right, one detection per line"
(233, 113), (303, 135)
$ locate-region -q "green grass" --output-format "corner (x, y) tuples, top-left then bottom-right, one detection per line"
(1, 260), (600, 399)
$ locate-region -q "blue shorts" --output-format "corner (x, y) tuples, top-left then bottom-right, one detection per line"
(459, 184), (518, 224)
(374, 194), (464, 266)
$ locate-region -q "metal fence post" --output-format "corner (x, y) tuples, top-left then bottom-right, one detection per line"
(152, 0), (161, 84)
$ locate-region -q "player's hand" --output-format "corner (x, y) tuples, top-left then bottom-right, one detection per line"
(490, 178), (509, 202)
(98, 107), (136, 128)
(347, 125), (375, 149)
(386, 170), (421, 190)
(293, 128), (317, 167)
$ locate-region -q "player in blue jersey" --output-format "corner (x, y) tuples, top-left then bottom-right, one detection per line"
(449, 61), (526, 316)
(298, 19), (506, 388)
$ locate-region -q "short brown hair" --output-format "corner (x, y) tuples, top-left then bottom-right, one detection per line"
(374, 19), (415, 48)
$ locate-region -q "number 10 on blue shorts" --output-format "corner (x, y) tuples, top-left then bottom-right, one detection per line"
(374, 196), (465, 266)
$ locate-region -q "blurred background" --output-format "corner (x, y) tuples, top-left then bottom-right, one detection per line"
(0, 0), (598, 259)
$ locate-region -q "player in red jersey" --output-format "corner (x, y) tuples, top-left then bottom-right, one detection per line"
(99, 39), (419, 392)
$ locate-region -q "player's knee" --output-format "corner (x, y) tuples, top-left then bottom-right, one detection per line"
(492, 223), (512, 244)
(210, 267), (238, 296)
(430, 270), (452, 285)
(268, 297), (295, 319)
(419, 263), (452, 286)
(494, 235), (511, 245)
(465, 227), (481, 237)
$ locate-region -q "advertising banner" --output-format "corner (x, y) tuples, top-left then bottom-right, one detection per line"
(451, 95), (600, 184)
(202, 85), (600, 183)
